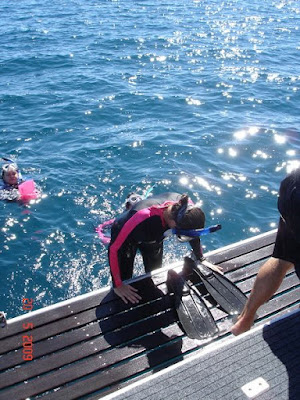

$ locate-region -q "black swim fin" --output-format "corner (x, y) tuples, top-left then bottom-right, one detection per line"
(189, 259), (247, 316)
(167, 270), (218, 340)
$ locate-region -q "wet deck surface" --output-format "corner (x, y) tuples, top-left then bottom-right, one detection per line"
(0, 229), (299, 400)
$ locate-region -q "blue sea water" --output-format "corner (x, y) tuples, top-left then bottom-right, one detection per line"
(0, 0), (299, 318)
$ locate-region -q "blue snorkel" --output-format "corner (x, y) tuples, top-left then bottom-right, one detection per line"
(174, 224), (222, 237)
(164, 224), (222, 241)
(2, 157), (14, 163)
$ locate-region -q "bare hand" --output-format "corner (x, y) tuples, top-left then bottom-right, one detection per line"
(114, 283), (142, 304)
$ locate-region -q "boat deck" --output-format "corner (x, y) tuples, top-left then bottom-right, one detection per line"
(1, 229), (299, 400)
(106, 308), (300, 400)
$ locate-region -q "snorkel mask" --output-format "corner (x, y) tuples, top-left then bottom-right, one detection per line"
(1, 158), (20, 181)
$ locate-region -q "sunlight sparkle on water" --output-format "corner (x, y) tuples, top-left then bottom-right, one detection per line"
(245, 189), (257, 199)
(210, 208), (223, 217)
(195, 176), (212, 191)
(132, 141), (142, 148)
(179, 176), (189, 186)
(249, 127), (259, 135)
(228, 148), (238, 157)
(186, 97), (203, 106)
(286, 150), (296, 156)
(260, 185), (269, 192)
(234, 130), (247, 140)
(252, 150), (270, 159)
(194, 176), (222, 195)
(274, 134), (286, 144)
(221, 172), (246, 182)
(233, 126), (259, 140)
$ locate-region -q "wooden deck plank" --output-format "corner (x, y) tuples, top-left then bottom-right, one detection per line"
(207, 230), (277, 265)
(1, 277), (165, 340)
(218, 243), (274, 273)
(0, 295), (174, 371)
(0, 324), (185, 400)
(0, 278), (170, 354)
(0, 308), (179, 390)
(0, 288), (110, 339)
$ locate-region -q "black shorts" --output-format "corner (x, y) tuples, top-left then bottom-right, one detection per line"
(272, 218), (300, 278)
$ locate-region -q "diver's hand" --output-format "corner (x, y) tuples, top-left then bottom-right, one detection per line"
(114, 283), (142, 304)
(201, 259), (223, 274)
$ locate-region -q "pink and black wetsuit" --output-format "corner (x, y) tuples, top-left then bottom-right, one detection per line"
(108, 192), (203, 287)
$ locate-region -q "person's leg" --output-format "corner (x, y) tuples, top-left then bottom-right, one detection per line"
(140, 242), (163, 273)
(231, 257), (293, 335)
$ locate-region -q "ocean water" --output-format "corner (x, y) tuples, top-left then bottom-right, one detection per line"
(0, 0), (299, 319)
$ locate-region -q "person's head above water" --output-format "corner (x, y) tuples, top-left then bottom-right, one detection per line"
(277, 168), (300, 242)
(170, 194), (205, 230)
(1, 163), (19, 186)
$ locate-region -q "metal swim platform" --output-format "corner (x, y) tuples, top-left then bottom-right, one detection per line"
(0, 229), (299, 399)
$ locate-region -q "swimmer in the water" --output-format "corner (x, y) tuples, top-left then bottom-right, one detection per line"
(0, 159), (24, 201)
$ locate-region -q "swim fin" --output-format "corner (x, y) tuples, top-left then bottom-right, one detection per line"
(167, 270), (219, 340)
(188, 259), (247, 316)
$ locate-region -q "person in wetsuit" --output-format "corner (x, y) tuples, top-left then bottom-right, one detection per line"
(231, 168), (300, 335)
(108, 192), (205, 304)
(0, 162), (23, 201)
